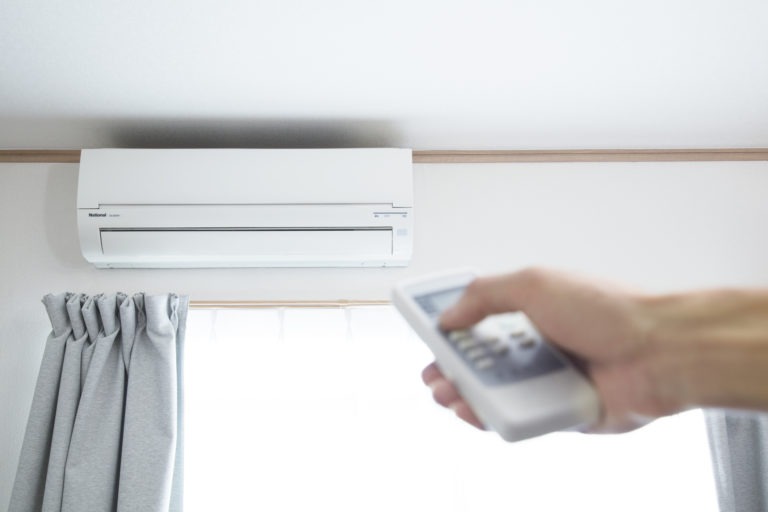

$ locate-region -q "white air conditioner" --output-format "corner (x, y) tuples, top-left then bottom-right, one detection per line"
(77, 148), (413, 268)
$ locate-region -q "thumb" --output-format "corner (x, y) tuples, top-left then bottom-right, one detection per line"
(439, 271), (537, 330)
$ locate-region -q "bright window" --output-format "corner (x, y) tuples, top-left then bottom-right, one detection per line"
(184, 306), (718, 512)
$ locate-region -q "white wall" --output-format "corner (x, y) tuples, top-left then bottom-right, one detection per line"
(2, 160), (768, 508)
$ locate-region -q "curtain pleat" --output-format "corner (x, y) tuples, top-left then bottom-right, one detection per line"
(9, 292), (188, 512)
(707, 410), (768, 512)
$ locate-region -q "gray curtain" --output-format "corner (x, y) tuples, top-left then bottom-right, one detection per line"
(9, 292), (188, 512)
(707, 411), (768, 512)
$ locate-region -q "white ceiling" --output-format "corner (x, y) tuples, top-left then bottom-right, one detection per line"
(1, 0), (767, 150)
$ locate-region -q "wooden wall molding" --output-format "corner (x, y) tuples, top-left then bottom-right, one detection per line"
(0, 150), (82, 163)
(1, 148), (768, 164)
(412, 148), (768, 163)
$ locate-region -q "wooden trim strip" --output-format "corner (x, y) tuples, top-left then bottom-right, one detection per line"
(189, 300), (390, 309)
(0, 150), (81, 163)
(1, 148), (767, 164)
(412, 149), (768, 163)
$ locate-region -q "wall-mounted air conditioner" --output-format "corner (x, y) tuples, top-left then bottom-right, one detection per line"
(77, 148), (413, 268)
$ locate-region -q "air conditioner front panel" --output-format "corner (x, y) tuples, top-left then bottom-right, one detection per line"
(77, 148), (414, 268)
(100, 228), (392, 259)
(78, 148), (413, 208)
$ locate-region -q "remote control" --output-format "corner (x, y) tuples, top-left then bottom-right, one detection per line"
(392, 269), (600, 442)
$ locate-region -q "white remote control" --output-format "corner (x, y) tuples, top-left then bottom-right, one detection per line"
(392, 269), (600, 442)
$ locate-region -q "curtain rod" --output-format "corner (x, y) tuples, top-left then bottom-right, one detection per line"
(2, 148), (768, 164)
(189, 300), (391, 309)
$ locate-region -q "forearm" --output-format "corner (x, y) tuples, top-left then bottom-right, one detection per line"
(641, 290), (768, 413)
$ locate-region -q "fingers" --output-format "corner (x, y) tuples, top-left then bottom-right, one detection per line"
(421, 362), (485, 430)
(421, 361), (443, 386)
(451, 401), (485, 430)
(439, 269), (541, 330)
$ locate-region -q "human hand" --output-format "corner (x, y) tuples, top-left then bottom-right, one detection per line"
(422, 268), (674, 434)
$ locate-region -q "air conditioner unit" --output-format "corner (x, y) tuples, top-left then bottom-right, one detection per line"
(77, 148), (413, 268)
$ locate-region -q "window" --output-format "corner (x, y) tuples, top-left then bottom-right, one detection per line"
(184, 306), (718, 511)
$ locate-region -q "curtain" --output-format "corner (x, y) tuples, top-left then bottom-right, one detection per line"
(9, 292), (188, 512)
(707, 411), (768, 512)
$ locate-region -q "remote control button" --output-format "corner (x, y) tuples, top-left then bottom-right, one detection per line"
(465, 347), (487, 360)
(508, 327), (528, 338)
(457, 338), (478, 351)
(474, 357), (495, 370)
(448, 330), (472, 343)
(518, 337), (537, 349)
(490, 343), (509, 356)
(478, 335), (501, 345)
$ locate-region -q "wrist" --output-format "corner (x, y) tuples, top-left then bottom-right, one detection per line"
(639, 296), (702, 413)
(639, 290), (768, 413)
